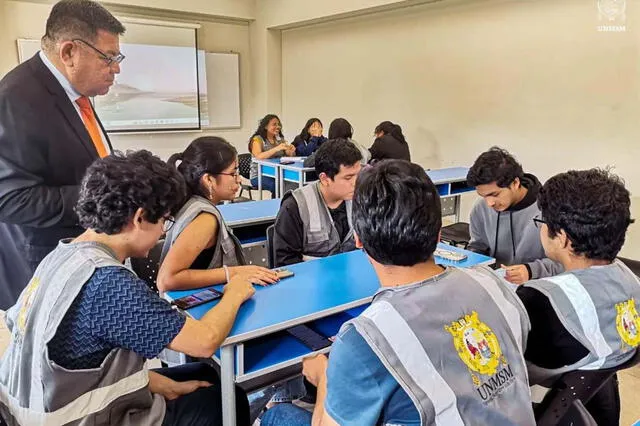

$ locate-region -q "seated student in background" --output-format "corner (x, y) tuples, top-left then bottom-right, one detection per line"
(274, 139), (362, 267)
(249, 114), (296, 197)
(0, 151), (254, 426)
(304, 118), (369, 166)
(517, 168), (638, 425)
(292, 118), (327, 157)
(466, 147), (563, 284)
(369, 121), (411, 162)
(261, 160), (535, 426)
(157, 137), (278, 292)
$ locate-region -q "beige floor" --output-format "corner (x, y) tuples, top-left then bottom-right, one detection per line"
(620, 366), (640, 426)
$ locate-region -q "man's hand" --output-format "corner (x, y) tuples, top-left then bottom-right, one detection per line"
(223, 276), (255, 304)
(148, 371), (212, 401)
(501, 264), (530, 285)
(302, 353), (328, 387)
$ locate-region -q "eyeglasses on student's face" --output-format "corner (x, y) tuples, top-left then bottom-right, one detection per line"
(533, 215), (547, 229)
(162, 215), (175, 233)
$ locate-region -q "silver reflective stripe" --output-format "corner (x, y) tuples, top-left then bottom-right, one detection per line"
(546, 274), (612, 369)
(0, 368), (149, 425)
(362, 301), (465, 426)
(461, 268), (526, 353)
(302, 184), (322, 233)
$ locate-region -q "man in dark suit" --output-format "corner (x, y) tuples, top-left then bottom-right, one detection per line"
(0, 0), (125, 309)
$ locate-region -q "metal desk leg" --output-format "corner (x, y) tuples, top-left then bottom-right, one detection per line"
(258, 163), (263, 201)
(454, 195), (461, 223)
(276, 166), (282, 199)
(221, 345), (236, 426)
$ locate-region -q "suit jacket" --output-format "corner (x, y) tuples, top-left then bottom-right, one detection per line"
(0, 54), (112, 309)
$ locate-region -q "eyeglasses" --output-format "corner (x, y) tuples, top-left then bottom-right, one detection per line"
(533, 215), (546, 229)
(163, 216), (175, 233)
(73, 39), (125, 66)
(215, 169), (240, 177)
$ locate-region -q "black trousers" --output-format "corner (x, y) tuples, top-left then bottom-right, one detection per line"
(586, 374), (621, 426)
(156, 362), (250, 426)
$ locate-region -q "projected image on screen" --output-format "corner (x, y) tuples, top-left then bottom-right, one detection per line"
(94, 43), (201, 132)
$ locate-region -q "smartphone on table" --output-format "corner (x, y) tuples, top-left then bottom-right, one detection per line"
(172, 288), (223, 310)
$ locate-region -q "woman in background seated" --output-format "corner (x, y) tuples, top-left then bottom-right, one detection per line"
(248, 114), (296, 197)
(369, 121), (411, 162)
(304, 117), (370, 167)
(158, 137), (278, 292)
(0, 151), (254, 426)
(292, 118), (327, 157)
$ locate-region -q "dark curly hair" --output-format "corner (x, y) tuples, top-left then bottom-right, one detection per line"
(314, 138), (362, 179)
(538, 168), (634, 261)
(168, 136), (237, 198)
(467, 147), (524, 188)
(248, 114), (284, 151)
(76, 150), (186, 234)
(353, 160), (441, 266)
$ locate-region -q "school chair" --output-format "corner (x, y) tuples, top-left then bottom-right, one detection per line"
(535, 349), (640, 425)
(619, 257), (640, 277)
(130, 239), (164, 293)
(266, 225), (276, 269)
(235, 153), (255, 202)
(440, 222), (471, 249)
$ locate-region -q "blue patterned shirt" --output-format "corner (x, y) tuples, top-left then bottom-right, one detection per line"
(48, 266), (186, 370)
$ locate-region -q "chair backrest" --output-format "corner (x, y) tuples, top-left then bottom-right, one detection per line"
(130, 239), (165, 293)
(536, 349), (640, 425)
(559, 400), (598, 426)
(266, 225), (275, 269)
(619, 256), (640, 278)
(238, 153), (253, 180)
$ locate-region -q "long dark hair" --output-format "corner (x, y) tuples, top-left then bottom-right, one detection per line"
(328, 118), (353, 139)
(298, 118), (322, 142)
(168, 136), (237, 198)
(375, 121), (407, 144)
(249, 114), (284, 151)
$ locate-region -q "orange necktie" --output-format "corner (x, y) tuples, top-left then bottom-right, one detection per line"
(76, 96), (108, 158)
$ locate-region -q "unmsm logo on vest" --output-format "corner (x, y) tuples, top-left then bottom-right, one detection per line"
(445, 311), (515, 403)
(616, 299), (640, 348)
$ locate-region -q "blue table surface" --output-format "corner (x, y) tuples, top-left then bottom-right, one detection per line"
(426, 167), (469, 184)
(166, 244), (493, 345)
(217, 199), (281, 226)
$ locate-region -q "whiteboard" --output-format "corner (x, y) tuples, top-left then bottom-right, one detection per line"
(16, 40), (241, 130)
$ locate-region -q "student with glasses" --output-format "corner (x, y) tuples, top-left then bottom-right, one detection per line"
(517, 169), (639, 425)
(0, 151), (255, 425)
(0, 0), (124, 310)
(158, 137), (279, 292)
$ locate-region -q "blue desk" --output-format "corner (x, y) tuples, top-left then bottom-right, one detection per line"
(426, 167), (473, 221)
(254, 159), (315, 200)
(166, 244), (493, 426)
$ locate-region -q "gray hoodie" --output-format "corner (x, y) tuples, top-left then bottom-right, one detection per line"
(468, 174), (563, 279)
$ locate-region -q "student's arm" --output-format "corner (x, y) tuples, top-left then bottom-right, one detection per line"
(168, 277), (255, 357)
(305, 326), (394, 426)
(250, 136), (287, 160)
(526, 258), (565, 280)
(157, 213), (278, 291)
(466, 202), (491, 255)
(273, 197), (305, 267)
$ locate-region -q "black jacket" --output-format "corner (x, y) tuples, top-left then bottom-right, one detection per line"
(369, 134), (411, 162)
(0, 54), (111, 309)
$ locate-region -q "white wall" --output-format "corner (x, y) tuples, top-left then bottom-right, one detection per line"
(280, 0), (640, 257)
(1, 0), (256, 157)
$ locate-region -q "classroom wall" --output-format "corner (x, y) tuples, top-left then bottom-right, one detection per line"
(280, 0), (640, 257)
(1, 0), (256, 157)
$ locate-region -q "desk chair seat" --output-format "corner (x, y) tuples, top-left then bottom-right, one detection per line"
(130, 239), (164, 293)
(535, 349), (640, 425)
(440, 222), (471, 249)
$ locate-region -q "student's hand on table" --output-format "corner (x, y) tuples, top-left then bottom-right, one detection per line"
(223, 276), (255, 304)
(149, 371), (212, 401)
(285, 145), (296, 156)
(302, 353), (328, 387)
(231, 265), (279, 286)
(501, 264), (530, 285)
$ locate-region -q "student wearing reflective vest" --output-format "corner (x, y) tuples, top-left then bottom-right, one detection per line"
(273, 139), (363, 267)
(517, 168), (639, 425)
(0, 151), (255, 426)
(262, 160), (536, 426)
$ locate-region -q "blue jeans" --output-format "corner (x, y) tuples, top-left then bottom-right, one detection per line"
(260, 403), (312, 426)
(251, 176), (276, 198)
